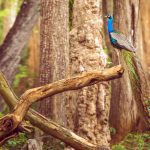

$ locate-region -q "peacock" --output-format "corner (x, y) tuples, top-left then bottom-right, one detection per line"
(105, 15), (150, 124)
(106, 15), (136, 53)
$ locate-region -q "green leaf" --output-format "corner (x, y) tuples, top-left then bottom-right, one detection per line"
(112, 144), (126, 150)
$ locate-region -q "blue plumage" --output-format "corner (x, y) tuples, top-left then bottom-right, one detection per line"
(106, 15), (135, 53)
(107, 16), (114, 32)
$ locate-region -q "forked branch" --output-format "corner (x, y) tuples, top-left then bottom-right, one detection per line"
(0, 65), (123, 150)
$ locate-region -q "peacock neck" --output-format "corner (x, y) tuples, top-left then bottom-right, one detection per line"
(107, 18), (114, 33)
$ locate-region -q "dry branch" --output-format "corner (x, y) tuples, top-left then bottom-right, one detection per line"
(0, 65), (123, 149)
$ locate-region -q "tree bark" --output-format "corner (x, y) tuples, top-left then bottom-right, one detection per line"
(0, 0), (40, 83)
(67, 0), (111, 148)
(139, 0), (150, 86)
(0, 0), (19, 112)
(39, 0), (69, 125)
(0, 66), (123, 149)
(108, 0), (150, 144)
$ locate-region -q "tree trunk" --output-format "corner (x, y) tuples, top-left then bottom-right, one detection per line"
(38, 1), (69, 147)
(66, 0), (111, 148)
(0, 0), (18, 112)
(39, 0), (69, 125)
(108, 0), (150, 144)
(0, 0), (40, 83)
(139, 0), (150, 85)
(28, 23), (40, 87)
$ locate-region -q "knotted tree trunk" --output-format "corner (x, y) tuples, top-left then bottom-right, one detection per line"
(66, 0), (111, 148)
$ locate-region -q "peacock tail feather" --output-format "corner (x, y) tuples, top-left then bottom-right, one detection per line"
(122, 51), (140, 91)
(122, 51), (150, 122)
(106, 15), (150, 124)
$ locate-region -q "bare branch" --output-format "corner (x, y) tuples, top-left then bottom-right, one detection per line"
(14, 65), (124, 120)
(0, 65), (123, 149)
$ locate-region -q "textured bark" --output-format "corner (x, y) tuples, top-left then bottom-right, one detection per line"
(108, 0), (150, 144)
(67, 0), (111, 148)
(0, 66), (123, 148)
(0, 0), (40, 83)
(39, 0), (69, 125)
(140, 0), (150, 85)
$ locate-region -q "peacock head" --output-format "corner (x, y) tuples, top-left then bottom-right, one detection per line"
(105, 15), (113, 20)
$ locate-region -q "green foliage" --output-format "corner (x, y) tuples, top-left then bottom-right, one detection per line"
(0, 0), (22, 43)
(124, 133), (150, 150)
(13, 64), (28, 88)
(13, 47), (30, 90)
(104, 48), (113, 66)
(112, 144), (126, 150)
(0, 112), (3, 117)
(110, 127), (116, 135)
(4, 133), (27, 149)
(0, 9), (9, 18)
(16, 0), (23, 13)
(0, 8), (9, 42)
(112, 133), (150, 150)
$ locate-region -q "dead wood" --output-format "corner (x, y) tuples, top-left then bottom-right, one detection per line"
(0, 65), (123, 149)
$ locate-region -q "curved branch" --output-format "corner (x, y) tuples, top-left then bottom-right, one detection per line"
(14, 65), (124, 120)
(0, 65), (123, 149)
